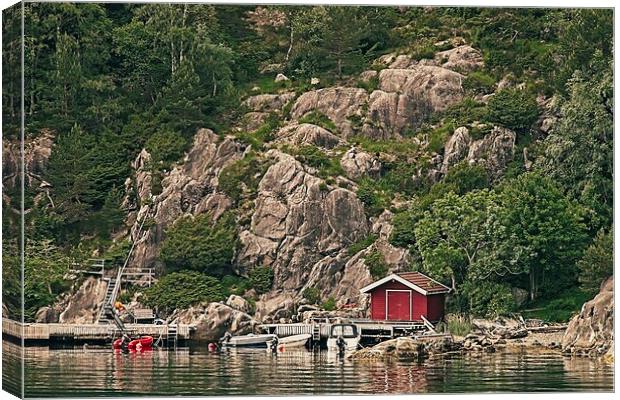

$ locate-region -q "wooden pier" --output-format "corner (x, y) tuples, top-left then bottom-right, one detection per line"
(259, 319), (428, 343)
(2, 318), (192, 344)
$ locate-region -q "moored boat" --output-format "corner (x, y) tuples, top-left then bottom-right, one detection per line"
(222, 333), (278, 348)
(113, 335), (154, 351)
(326, 324), (360, 353)
(267, 333), (311, 351)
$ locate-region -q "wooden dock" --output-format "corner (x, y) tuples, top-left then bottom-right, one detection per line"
(2, 318), (192, 344)
(259, 319), (427, 342)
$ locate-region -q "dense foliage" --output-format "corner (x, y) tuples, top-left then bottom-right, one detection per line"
(160, 213), (237, 276)
(143, 271), (224, 311)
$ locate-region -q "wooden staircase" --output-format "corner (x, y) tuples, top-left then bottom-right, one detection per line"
(96, 206), (154, 325)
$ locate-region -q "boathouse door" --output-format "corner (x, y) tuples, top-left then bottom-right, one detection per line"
(386, 290), (412, 320)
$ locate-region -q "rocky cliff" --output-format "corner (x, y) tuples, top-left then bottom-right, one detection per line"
(562, 276), (614, 358)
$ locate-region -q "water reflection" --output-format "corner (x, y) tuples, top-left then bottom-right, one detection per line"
(1, 340), (612, 397)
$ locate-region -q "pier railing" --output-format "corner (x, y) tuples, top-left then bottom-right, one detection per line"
(2, 319), (191, 341)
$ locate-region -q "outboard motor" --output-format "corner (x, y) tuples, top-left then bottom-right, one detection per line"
(219, 331), (232, 346)
(336, 335), (346, 357)
(269, 336), (279, 353)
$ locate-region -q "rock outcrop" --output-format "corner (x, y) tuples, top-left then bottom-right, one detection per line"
(243, 92), (296, 113)
(58, 277), (108, 324)
(290, 87), (368, 137)
(2, 129), (55, 189)
(129, 129), (245, 270)
(291, 66), (464, 140)
(238, 151), (368, 287)
(440, 125), (516, 180)
(435, 45), (484, 72)
(275, 123), (341, 149)
(340, 147), (382, 179)
(350, 336), (457, 361)
(562, 276), (614, 357)
(172, 302), (258, 342)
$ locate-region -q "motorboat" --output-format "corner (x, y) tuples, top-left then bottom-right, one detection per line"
(326, 324), (360, 353)
(221, 333), (278, 348)
(267, 333), (311, 351)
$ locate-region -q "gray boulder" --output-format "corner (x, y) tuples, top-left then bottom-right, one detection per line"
(562, 276), (614, 356)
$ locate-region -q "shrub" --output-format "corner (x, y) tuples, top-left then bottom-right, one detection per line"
(145, 130), (187, 164)
(143, 271), (224, 311)
(286, 145), (344, 178)
(348, 234), (378, 256)
(322, 297), (337, 311)
(248, 266), (274, 294)
(218, 154), (267, 204)
(303, 287), (321, 305)
(463, 71), (497, 94)
(461, 281), (516, 318)
(364, 250), (389, 279)
(445, 313), (472, 336)
(486, 88), (539, 131)
(577, 228), (613, 295)
(356, 178), (390, 217)
(160, 213), (237, 276)
(442, 162), (489, 194)
(221, 275), (249, 297)
(357, 75), (379, 93)
(521, 289), (592, 322)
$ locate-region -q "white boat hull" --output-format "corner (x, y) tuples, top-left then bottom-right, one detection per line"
(225, 334), (278, 347)
(327, 337), (360, 352)
(269, 334), (311, 350)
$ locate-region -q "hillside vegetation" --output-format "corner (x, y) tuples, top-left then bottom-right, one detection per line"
(2, 5), (612, 322)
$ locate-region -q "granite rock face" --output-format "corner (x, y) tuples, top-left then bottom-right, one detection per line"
(58, 277), (108, 324)
(129, 129), (245, 270)
(440, 125), (516, 180)
(562, 276), (614, 356)
(172, 303), (258, 342)
(340, 147), (382, 179)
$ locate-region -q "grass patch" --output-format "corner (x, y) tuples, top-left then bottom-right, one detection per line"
(521, 289), (592, 323)
(298, 111), (338, 133)
(282, 144), (344, 179)
(445, 313), (472, 336)
(348, 234), (378, 256)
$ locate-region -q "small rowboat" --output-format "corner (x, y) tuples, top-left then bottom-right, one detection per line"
(268, 333), (311, 351)
(223, 333), (278, 348)
(113, 335), (154, 352)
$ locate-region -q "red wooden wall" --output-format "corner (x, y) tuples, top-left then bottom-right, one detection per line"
(369, 280), (445, 322)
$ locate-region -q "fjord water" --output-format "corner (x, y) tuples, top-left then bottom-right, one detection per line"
(3, 341), (613, 396)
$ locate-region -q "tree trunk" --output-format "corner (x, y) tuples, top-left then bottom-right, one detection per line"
(285, 21), (294, 62)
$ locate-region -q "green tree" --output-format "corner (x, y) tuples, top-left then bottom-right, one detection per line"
(577, 228), (613, 295)
(415, 189), (522, 292)
(536, 58), (613, 231)
(486, 88), (539, 131)
(247, 266), (274, 294)
(499, 173), (588, 301)
(160, 213), (237, 276)
(23, 239), (71, 321)
(143, 271), (224, 312)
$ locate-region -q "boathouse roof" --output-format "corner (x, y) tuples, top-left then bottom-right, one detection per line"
(360, 272), (451, 295)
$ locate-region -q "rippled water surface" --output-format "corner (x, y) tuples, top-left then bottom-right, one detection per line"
(2, 340), (613, 397)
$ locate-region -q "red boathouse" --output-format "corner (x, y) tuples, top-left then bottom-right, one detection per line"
(360, 272), (451, 322)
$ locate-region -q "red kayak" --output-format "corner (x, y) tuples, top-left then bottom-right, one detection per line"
(113, 336), (154, 351)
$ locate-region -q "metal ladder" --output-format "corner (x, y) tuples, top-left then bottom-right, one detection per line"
(96, 278), (117, 324)
(167, 325), (178, 348)
(312, 323), (321, 347)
